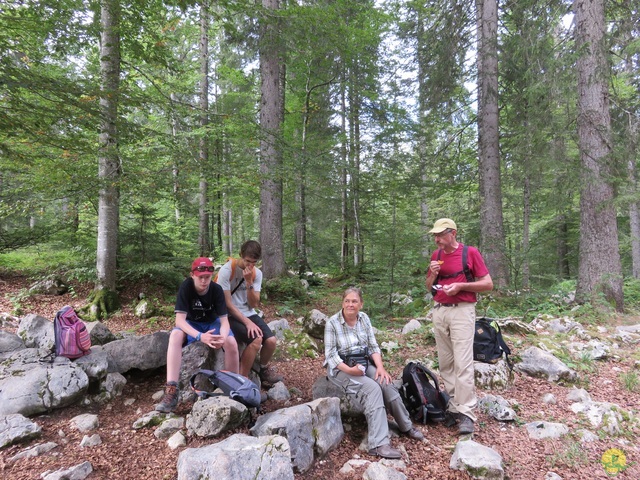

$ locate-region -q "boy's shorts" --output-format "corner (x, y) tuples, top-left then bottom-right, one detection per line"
(173, 318), (235, 346)
(229, 314), (275, 345)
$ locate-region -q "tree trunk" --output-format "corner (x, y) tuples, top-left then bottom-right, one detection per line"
(259, 0), (286, 279)
(93, 0), (121, 318)
(197, 1), (211, 256)
(574, 0), (623, 310)
(340, 76), (349, 271)
(476, 0), (509, 288)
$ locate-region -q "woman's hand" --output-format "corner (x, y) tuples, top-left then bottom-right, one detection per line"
(375, 366), (392, 385)
(349, 364), (366, 376)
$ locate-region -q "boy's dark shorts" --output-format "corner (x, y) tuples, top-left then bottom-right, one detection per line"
(229, 314), (275, 345)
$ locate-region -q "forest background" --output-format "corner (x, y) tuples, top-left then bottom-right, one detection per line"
(1, 0), (640, 319)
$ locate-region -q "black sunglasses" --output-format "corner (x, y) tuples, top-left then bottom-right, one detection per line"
(193, 266), (215, 272)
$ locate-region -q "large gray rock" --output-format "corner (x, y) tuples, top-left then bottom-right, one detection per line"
(364, 462), (407, 480)
(306, 397), (344, 457)
(178, 342), (225, 402)
(302, 309), (328, 339)
(0, 330), (25, 353)
(251, 404), (315, 472)
(478, 394), (517, 421)
(16, 314), (54, 350)
(515, 347), (577, 383)
(569, 400), (626, 435)
(450, 439), (504, 479)
(525, 421), (569, 439)
(41, 461), (93, 480)
(85, 321), (117, 345)
(102, 331), (169, 373)
(0, 351), (89, 416)
(185, 397), (250, 438)
(267, 318), (290, 340)
(74, 348), (110, 383)
(474, 360), (513, 390)
(177, 433), (294, 480)
(312, 375), (365, 416)
(28, 277), (68, 296)
(0, 413), (42, 449)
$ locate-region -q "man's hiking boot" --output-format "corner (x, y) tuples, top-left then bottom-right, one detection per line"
(259, 365), (283, 386)
(444, 411), (459, 428)
(155, 382), (179, 413)
(458, 414), (475, 435)
(368, 444), (402, 459)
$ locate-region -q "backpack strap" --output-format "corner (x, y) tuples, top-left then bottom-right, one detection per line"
(493, 323), (514, 371)
(189, 369), (221, 398)
(436, 245), (474, 282)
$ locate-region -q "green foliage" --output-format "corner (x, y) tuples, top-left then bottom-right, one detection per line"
(546, 440), (589, 469)
(263, 276), (308, 303)
(282, 329), (321, 360)
(619, 371), (639, 393)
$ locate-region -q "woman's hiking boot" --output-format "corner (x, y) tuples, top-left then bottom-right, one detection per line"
(155, 381), (179, 413)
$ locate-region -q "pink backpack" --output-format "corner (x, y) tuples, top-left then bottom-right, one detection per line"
(54, 306), (91, 359)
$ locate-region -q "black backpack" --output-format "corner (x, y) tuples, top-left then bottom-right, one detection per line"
(473, 317), (513, 370)
(189, 369), (261, 408)
(400, 362), (449, 423)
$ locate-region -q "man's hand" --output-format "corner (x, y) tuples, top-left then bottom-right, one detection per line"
(245, 321), (263, 339)
(443, 283), (462, 296)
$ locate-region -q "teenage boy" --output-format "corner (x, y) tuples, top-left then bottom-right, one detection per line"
(156, 257), (240, 413)
(216, 240), (283, 386)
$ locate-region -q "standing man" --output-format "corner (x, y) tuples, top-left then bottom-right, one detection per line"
(156, 257), (239, 413)
(216, 240), (283, 386)
(425, 218), (493, 434)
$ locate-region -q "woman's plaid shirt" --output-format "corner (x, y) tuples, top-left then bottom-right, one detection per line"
(323, 310), (382, 375)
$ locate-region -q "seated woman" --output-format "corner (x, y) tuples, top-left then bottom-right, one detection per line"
(324, 287), (424, 459)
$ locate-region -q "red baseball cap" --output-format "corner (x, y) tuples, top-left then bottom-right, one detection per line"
(191, 257), (214, 276)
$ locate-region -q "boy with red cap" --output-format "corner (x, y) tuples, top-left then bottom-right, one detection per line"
(156, 257), (240, 413)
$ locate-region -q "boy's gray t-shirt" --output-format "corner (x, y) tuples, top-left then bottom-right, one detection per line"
(216, 260), (262, 317)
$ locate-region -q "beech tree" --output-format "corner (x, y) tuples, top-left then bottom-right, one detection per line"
(91, 0), (121, 317)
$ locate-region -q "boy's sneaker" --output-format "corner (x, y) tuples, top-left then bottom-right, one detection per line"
(259, 365), (283, 386)
(155, 382), (179, 413)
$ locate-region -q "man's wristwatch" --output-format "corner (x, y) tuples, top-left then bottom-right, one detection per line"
(248, 285), (254, 290)
(196, 332), (202, 342)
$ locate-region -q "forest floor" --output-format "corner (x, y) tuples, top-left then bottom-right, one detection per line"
(0, 272), (639, 480)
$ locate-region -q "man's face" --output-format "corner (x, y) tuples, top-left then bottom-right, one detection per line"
(242, 257), (258, 270)
(191, 273), (212, 294)
(433, 229), (456, 249)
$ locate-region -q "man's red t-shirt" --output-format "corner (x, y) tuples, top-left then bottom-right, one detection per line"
(430, 243), (490, 304)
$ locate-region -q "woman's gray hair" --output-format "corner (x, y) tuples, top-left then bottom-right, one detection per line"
(343, 287), (363, 302)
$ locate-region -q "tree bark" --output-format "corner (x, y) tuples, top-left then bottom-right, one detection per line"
(259, 0), (286, 279)
(476, 0), (509, 287)
(574, 0), (624, 310)
(197, 1), (212, 256)
(91, 0), (121, 318)
(96, 0), (120, 294)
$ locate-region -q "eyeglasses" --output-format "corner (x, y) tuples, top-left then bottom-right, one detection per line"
(193, 266), (215, 272)
(433, 229), (452, 238)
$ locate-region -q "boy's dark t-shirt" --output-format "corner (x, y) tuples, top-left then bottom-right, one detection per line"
(175, 277), (228, 323)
